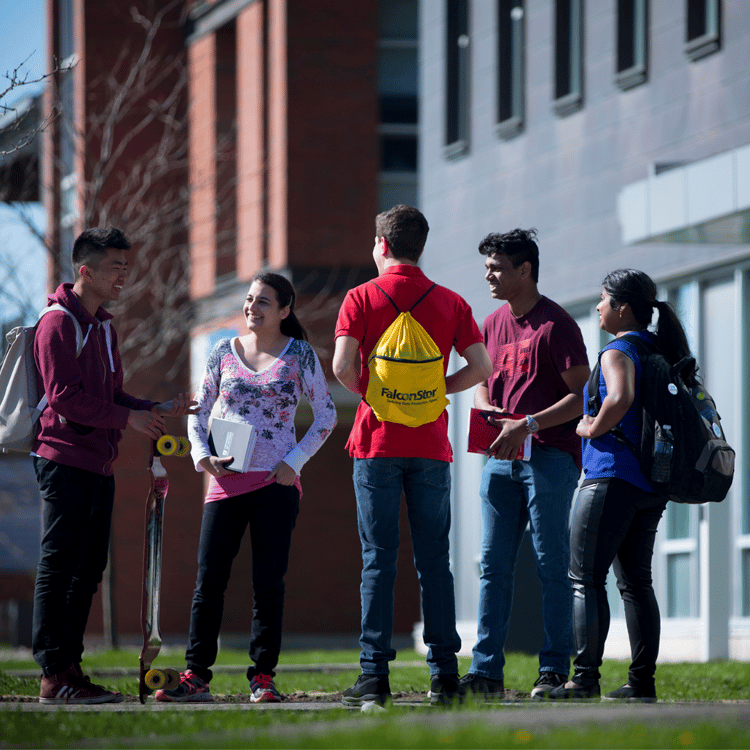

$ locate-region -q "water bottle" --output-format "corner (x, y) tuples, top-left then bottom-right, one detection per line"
(651, 424), (673, 483)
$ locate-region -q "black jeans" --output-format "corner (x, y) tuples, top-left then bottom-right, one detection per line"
(32, 457), (115, 676)
(569, 477), (667, 691)
(185, 483), (300, 683)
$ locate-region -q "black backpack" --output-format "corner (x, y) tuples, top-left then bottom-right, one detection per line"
(587, 334), (735, 504)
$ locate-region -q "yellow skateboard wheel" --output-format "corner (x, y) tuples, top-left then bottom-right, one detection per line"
(144, 669), (166, 690)
(157, 435), (177, 456)
(144, 668), (181, 691)
(175, 436), (191, 458)
(163, 669), (180, 690)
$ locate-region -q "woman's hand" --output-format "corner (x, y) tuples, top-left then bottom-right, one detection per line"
(266, 461), (296, 486)
(576, 414), (596, 439)
(198, 455), (235, 478)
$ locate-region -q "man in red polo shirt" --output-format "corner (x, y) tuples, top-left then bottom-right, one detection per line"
(333, 204), (491, 706)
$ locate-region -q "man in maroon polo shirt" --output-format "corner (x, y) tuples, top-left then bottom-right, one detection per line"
(333, 205), (491, 706)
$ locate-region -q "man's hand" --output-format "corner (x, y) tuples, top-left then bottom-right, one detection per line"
(266, 461), (296, 486)
(152, 393), (200, 417)
(128, 409), (166, 439)
(487, 415), (528, 460)
(198, 455), (235, 478)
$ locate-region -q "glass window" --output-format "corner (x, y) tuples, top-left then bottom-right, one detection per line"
(666, 503), (691, 539)
(667, 553), (692, 617)
(380, 135), (418, 172)
(606, 569), (622, 618)
(378, 178), (417, 213)
(445, 0), (470, 154)
(379, 0), (418, 40)
(616, 0), (648, 90)
(497, 0), (525, 138)
(553, 0), (583, 116)
(685, 0), (721, 60)
(378, 48), (418, 124)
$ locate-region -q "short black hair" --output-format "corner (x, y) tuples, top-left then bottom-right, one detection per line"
(478, 228), (540, 283)
(72, 227), (131, 273)
(375, 205), (429, 263)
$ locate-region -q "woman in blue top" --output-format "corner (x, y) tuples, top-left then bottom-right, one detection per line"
(549, 269), (697, 703)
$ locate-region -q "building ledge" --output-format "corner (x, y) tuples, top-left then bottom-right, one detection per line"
(616, 144), (750, 245)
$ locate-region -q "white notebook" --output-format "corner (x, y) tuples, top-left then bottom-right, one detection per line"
(208, 418), (258, 473)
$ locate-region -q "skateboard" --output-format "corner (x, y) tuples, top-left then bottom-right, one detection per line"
(138, 434), (191, 703)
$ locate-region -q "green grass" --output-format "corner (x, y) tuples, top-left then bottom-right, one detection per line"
(2, 649), (750, 749)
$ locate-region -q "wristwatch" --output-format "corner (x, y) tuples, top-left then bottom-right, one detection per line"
(525, 415), (539, 434)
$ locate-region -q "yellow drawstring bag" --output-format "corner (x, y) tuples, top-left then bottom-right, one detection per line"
(365, 283), (449, 427)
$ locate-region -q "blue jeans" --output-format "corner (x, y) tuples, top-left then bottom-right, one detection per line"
(185, 483), (300, 683)
(470, 445), (579, 679)
(353, 457), (460, 676)
(32, 457), (115, 676)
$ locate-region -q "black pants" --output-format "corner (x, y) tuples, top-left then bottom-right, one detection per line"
(32, 457), (115, 676)
(569, 477), (667, 691)
(185, 483), (300, 683)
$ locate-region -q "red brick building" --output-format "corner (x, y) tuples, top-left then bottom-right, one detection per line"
(43, 0), (421, 648)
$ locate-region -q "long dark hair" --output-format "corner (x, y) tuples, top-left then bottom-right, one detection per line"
(602, 268), (698, 387)
(250, 271), (307, 341)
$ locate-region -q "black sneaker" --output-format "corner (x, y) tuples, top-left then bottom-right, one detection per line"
(342, 673), (391, 707)
(603, 684), (657, 703)
(155, 670), (213, 703)
(459, 673), (504, 699)
(428, 673), (462, 706)
(530, 672), (567, 700)
(548, 680), (600, 701)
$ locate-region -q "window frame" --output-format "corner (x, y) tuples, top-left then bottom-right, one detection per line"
(615, 0), (648, 91)
(685, 0), (721, 62)
(444, 0), (470, 158)
(496, 0), (525, 139)
(552, 0), (584, 117)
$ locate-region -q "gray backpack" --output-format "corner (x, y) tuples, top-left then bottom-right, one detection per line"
(0, 304), (107, 454)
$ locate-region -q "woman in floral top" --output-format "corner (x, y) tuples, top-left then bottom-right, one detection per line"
(155, 272), (336, 705)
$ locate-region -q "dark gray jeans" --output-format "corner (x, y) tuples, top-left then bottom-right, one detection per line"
(569, 477), (667, 691)
(32, 457), (115, 676)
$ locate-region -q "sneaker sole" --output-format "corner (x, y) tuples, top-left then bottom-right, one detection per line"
(342, 694), (390, 707)
(40, 693), (124, 705)
(428, 691), (463, 706)
(154, 692), (213, 703)
(250, 691), (281, 703)
(602, 695), (657, 703)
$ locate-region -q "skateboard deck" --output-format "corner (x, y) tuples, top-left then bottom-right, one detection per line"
(138, 436), (189, 703)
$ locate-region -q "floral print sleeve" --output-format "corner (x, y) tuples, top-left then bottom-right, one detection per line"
(187, 337), (336, 475)
(282, 340), (338, 473)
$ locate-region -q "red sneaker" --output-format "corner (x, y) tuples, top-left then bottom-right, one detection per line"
(40, 666), (124, 704)
(250, 673), (282, 703)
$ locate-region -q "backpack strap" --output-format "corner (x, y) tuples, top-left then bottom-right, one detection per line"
(370, 282), (401, 314)
(408, 283), (437, 312)
(35, 304), (107, 412)
(39, 304), (86, 356)
(587, 333), (657, 457)
(369, 281), (437, 314)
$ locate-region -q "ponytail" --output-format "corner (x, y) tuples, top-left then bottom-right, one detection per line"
(250, 271), (308, 341)
(653, 299), (697, 387)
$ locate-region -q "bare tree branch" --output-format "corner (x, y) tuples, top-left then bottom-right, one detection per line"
(0, 54), (73, 157)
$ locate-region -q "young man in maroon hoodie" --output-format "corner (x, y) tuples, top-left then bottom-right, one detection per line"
(32, 227), (197, 704)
